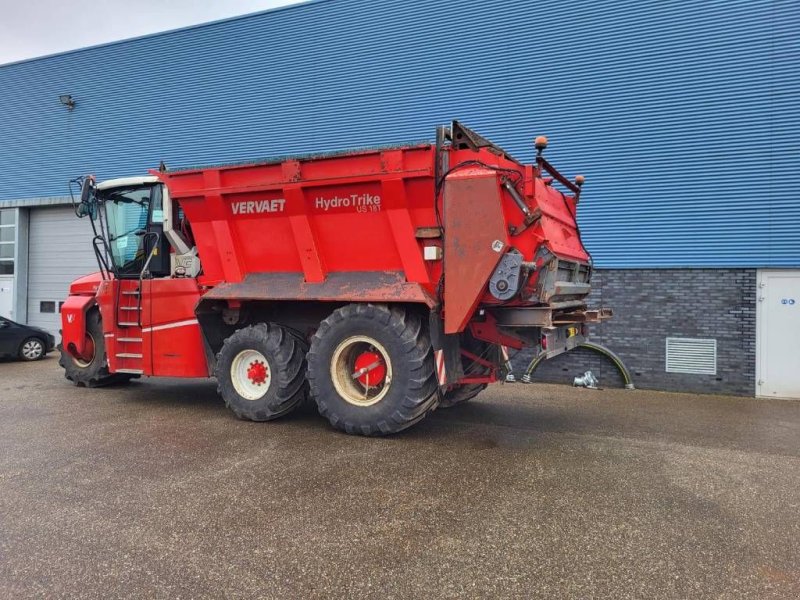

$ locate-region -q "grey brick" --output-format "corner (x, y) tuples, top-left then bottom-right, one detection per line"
(512, 268), (756, 396)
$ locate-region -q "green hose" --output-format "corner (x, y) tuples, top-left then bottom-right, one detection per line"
(522, 341), (635, 389)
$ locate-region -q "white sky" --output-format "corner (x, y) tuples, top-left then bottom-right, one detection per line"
(0, 0), (306, 65)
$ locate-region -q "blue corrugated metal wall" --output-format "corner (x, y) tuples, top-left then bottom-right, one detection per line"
(0, 0), (796, 268)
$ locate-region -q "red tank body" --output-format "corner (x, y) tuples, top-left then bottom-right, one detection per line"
(59, 122), (609, 436)
(160, 142), (588, 291)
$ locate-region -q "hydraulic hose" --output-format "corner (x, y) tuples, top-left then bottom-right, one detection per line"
(521, 341), (635, 389)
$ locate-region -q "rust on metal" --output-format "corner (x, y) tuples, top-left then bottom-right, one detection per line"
(415, 227), (442, 239)
(202, 271), (436, 307)
(443, 168), (508, 334)
(491, 306), (613, 328)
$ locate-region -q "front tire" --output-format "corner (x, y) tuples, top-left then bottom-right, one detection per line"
(58, 309), (132, 387)
(215, 323), (307, 421)
(19, 337), (45, 361)
(307, 304), (438, 436)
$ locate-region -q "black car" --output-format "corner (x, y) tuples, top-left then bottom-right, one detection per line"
(0, 316), (56, 361)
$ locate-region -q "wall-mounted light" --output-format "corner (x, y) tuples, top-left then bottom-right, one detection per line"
(58, 94), (76, 110)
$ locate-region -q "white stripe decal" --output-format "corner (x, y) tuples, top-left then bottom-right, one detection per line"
(435, 349), (447, 386)
(142, 319), (199, 333)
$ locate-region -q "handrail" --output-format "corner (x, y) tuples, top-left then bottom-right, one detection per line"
(137, 232), (161, 326)
(91, 235), (111, 280)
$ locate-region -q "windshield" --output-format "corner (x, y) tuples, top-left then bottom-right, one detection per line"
(100, 185), (153, 276)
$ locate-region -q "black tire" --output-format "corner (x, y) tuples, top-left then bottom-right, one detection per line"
(439, 335), (496, 408)
(215, 323), (307, 421)
(439, 383), (487, 408)
(18, 337), (46, 361)
(307, 304), (438, 436)
(287, 329), (315, 414)
(58, 309), (133, 387)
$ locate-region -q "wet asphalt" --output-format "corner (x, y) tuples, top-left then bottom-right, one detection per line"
(0, 356), (799, 599)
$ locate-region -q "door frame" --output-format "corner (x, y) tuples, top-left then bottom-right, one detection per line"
(756, 269), (799, 398)
(0, 275), (13, 320)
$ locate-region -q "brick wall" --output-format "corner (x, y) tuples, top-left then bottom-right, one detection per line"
(512, 269), (757, 396)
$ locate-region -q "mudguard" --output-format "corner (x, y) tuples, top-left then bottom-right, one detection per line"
(61, 295), (96, 360)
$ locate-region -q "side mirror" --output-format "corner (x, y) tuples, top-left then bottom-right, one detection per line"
(76, 175), (97, 219)
(80, 175), (95, 204)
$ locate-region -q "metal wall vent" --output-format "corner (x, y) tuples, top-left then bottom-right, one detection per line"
(665, 338), (717, 375)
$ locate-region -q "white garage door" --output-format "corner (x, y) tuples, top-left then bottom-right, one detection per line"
(27, 206), (97, 337)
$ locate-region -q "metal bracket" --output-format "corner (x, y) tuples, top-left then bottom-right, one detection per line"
(450, 121), (519, 162)
(489, 251), (524, 301)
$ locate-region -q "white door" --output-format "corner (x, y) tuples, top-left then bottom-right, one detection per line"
(0, 277), (12, 319)
(757, 270), (800, 399)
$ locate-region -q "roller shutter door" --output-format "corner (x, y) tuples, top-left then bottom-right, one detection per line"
(27, 206), (96, 337)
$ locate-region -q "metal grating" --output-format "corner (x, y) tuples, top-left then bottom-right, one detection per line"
(665, 338), (717, 375)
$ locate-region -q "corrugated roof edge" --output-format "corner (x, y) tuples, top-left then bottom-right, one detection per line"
(0, 196), (72, 208)
(0, 0), (327, 69)
(165, 140), (434, 173)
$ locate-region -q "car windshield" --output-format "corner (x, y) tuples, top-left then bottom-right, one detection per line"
(100, 186), (153, 275)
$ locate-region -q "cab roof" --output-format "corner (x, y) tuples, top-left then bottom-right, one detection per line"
(96, 175), (159, 190)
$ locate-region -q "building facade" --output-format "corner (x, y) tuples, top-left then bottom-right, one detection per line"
(0, 0), (797, 396)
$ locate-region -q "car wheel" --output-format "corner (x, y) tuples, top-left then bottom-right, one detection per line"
(19, 337), (45, 361)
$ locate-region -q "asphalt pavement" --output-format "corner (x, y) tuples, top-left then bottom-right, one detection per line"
(1, 356), (799, 599)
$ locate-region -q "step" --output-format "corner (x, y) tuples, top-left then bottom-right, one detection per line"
(116, 368), (144, 375)
(117, 337), (143, 343)
(118, 321), (140, 327)
(116, 353), (143, 359)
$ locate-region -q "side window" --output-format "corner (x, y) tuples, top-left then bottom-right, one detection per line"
(102, 186), (152, 275)
(0, 209), (15, 275)
(150, 184), (164, 224)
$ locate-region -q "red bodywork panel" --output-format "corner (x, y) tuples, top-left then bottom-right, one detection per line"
(92, 278), (208, 378)
(201, 271), (435, 306)
(61, 294), (96, 361)
(158, 143), (588, 330)
(442, 167), (508, 333)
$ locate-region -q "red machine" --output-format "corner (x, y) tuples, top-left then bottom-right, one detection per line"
(60, 122), (610, 435)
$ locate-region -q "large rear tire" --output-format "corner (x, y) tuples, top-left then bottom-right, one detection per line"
(307, 304), (438, 436)
(215, 323), (307, 421)
(439, 335), (496, 408)
(58, 309), (132, 387)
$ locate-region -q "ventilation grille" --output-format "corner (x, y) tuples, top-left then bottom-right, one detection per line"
(665, 338), (717, 375)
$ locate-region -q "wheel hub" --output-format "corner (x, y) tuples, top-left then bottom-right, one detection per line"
(247, 360), (269, 385)
(353, 351), (387, 387)
(73, 333), (96, 368)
